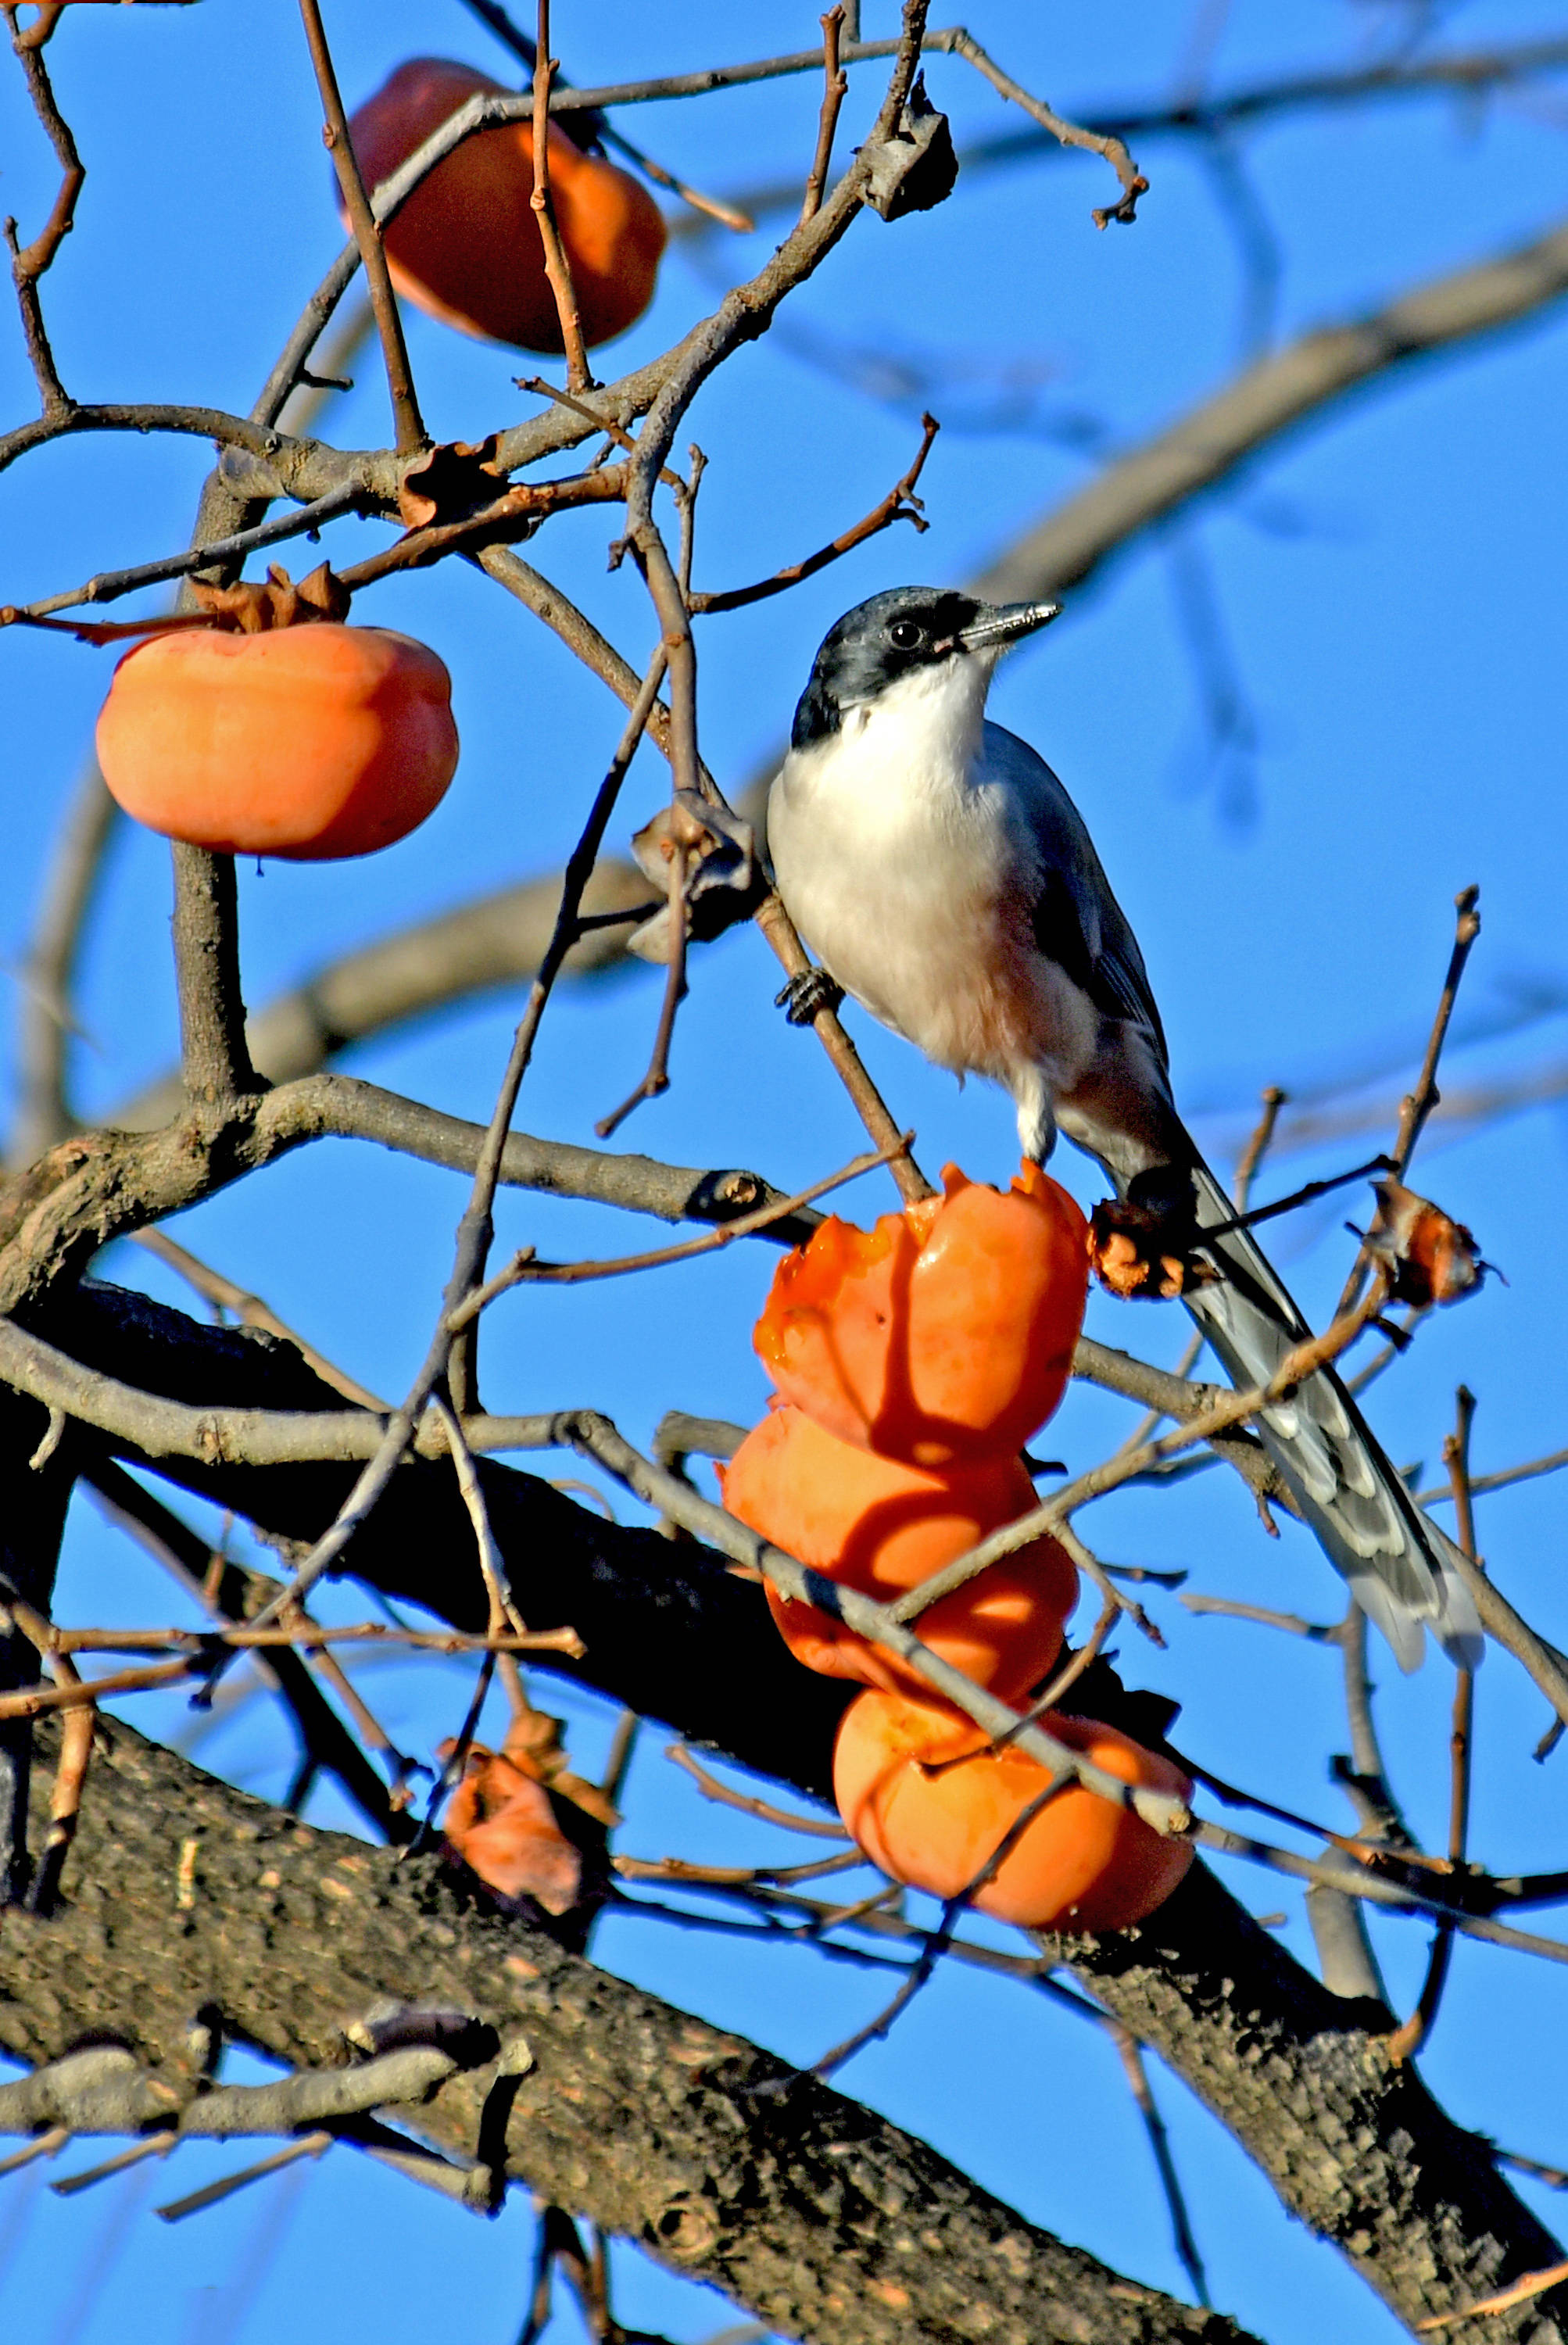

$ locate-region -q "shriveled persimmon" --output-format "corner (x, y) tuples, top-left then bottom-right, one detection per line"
(442, 1738), (582, 1915)
(755, 1160), (1090, 1467)
(833, 1692), (1194, 1932)
(721, 1403), (1076, 1701)
(95, 623), (459, 860)
(345, 58), (666, 352)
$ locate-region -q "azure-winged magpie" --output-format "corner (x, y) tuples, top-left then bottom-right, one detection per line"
(767, 585), (1479, 1670)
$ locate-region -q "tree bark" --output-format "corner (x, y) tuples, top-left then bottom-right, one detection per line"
(1, 1715), (1254, 2345)
(17, 1278), (1568, 2340)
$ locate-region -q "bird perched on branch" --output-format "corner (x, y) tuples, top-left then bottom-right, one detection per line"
(767, 585), (1479, 1669)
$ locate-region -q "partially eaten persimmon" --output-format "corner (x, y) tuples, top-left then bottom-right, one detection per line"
(754, 1162), (1090, 1466)
(833, 1692), (1194, 1932)
(721, 1403), (1076, 1701)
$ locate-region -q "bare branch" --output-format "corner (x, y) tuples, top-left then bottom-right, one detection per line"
(2, 1), (84, 414)
(800, 9), (850, 225)
(942, 29), (1146, 227)
(169, 843), (258, 1106)
(5, 1715), (1260, 2345)
(529, 16), (592, 391)
(296, 0), (427, 453)
(689, 412), (938, 614)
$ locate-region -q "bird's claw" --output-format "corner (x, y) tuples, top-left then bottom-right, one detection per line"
(775, 968), (845, 1026)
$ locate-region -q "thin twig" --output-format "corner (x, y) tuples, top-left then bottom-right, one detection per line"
(689, 414), (939, 614)
(1415, 2257), (1568, 2330)
(668, 1745), (850, 1839)
(1110, 2025), (1210, 2307)
(800, 9), (850, 224)
(531, 13), (592, 392)
(448, 1133), (911, 1321)
(594, 839), (689, 1139)
(1181, 1593), (1334, 1641)
(1335, 886), (1481, 1317)
(1233, 1084), (1287, 1212)
(1388, 1387), (1480, 2062)
(457, 0), (754, 227)
(432, 1396), (528, 1638)
(295, 0), (427, 454)
(754, 893), (934, 1207)
(1416, 1442), (1568, 1507)
(2, 2), (83, 414)
(615, 1849), (864, 1889)
(133, 1227), (388, 1411)
(943, 28), (1147, 226)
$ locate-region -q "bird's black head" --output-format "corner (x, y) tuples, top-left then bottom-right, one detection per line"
(790, 586), (1061, 748)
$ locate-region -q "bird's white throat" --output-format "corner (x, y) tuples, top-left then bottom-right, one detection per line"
(815, 652), (996, 816)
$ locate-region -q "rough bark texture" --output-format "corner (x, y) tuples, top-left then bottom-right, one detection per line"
(1044, 1871), (1568, 2343)
(1, 1717), (1251, 2345)
(19, 1278), (1568, 2340)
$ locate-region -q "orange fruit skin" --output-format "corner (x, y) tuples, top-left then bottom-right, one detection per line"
(834, 1692), (1194, 1932)
(95, 625), (459, 861)
(721, 1404), (1076, 1701)
(444, 1749), (582, 1915)
(345, 58), (666, 353)
(754, 1161), (1090, 1468)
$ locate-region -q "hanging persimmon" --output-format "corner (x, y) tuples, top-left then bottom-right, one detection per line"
(344, 58), (667, 353)
(754, 1161), (1090, 1468)
(721, 1403), (1076, 1701)
(95, 585), (459, 861)
(833, 1690), (1194, 1931)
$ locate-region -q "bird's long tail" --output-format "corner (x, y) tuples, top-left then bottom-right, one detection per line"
(1179, 1154), (1480, 1670)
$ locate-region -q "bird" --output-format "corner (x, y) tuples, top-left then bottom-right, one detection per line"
(766, 585), (1480, 1670)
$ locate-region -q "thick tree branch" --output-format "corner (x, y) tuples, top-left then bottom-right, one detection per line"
(2, 1716), (1251, 2345)
(169, 843), (257, 1105)
(6, 1280), (1566, 2338)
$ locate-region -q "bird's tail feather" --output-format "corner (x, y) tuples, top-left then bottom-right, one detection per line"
(1180, 1156), (1482, 1672)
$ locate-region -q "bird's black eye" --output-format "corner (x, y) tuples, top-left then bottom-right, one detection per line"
(888, 618), (925, 651)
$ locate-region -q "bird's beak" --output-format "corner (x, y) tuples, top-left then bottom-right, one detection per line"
(958, 599), (1062, 652)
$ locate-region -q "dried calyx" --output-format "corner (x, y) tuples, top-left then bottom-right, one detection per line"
(185, 560), (353, 632)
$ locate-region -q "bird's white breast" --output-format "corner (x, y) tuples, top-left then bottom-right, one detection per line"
(768, 662), (1099, 1094)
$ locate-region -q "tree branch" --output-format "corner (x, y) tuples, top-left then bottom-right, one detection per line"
(3, 1713), (1254, 2345)
(9, 1276), (1567, 2335)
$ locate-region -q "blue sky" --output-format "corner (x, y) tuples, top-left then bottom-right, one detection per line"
(2, 4), (1566, 2340)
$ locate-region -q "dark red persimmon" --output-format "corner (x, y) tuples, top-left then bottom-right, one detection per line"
(345, 57), (666, 353)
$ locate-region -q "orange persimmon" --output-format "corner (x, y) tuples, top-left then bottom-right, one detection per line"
(721, 1404), (1076, 1701)
(345, 58), (666, 353)
(754, 1161), (1090, 1468)
(95, 624), (459, 860)
(834, 1692), (1194, 1932)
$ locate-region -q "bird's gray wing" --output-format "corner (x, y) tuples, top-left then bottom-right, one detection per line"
(983, 721), (1169, 1065)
